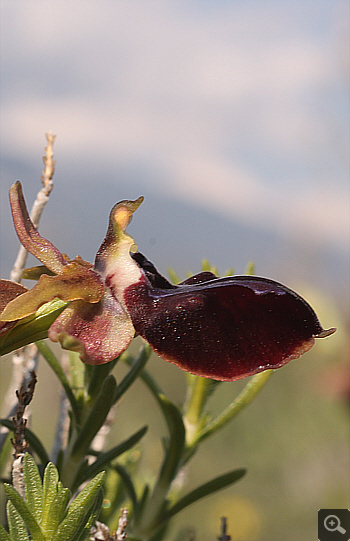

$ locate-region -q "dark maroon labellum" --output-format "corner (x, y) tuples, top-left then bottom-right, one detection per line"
(126, 253), (335, 381)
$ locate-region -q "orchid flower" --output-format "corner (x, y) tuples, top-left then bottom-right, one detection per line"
(0, 181), (335, 380)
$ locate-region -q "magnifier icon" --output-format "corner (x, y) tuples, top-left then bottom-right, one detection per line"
(324, 515), (346, 534)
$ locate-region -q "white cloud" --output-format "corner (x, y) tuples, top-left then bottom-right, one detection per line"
(1, 0), (349, 252)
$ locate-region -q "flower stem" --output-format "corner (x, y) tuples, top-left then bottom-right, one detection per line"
(194, 370), (274, 445)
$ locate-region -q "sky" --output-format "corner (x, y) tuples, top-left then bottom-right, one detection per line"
(1, 0), (349, 302)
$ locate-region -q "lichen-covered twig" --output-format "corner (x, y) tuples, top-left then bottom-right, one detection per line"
(0, 344), (39, 453)
(10, 131), (56, 283)
(11, 370), (37, 497)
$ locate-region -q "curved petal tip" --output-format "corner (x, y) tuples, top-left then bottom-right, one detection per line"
(315, 327), (337, 338)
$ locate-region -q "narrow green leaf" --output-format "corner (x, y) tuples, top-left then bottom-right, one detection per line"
(137, 484), (150, 516)
(113, 464), (138, 510)
(42, 462), (59, 529)
(23, 453), (43, 523)
(41, 463), (71, 536)
(164, 468), (247, 520)
(51, 506), (86, 541)
(67, 471), (105, 518)
(0, 420), (50, 466)
(73, 488), (104, 541)
(138, 396), (185, 531)
(154, 395), (186, 487)
(71, 376), (116, 458)
(53, 475), (105, 541)
(131, 364), (164, 401)
(86, 357), (119, 400)
(68, 351), (85, 405)
(7, 500), (30, 541)
(114, 344), (152, 403)
(4, 484), (45, 541)
(44, 487), (71, 537)
(135, 365), (186, 470)
(36, 340), (80, 423)
(77, 425), (148, 487)
(0, 431), (12, 479)
(0, 524), (12, 541)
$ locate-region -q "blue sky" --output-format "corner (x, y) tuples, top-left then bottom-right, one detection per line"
(1, 1), (349, 300)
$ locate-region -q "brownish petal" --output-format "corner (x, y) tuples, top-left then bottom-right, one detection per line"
(48, 290), (135, 364)
(9, 181), (67, 274)
(0, 279), (28, 335)
(1, 263), (104, 322)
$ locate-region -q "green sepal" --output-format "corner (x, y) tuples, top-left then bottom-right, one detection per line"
(7, 500), (30, 541)
(164, 468), (247, 521)
(3, 483), (45, 541)
(0, 299), (66, 356)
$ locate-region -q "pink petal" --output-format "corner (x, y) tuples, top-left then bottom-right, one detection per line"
(48, 289), (135, 364)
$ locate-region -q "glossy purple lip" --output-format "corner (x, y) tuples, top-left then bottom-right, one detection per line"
(125, 253), (335, 381)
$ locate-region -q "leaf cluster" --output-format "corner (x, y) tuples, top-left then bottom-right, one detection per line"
(0, 454), (104, 541)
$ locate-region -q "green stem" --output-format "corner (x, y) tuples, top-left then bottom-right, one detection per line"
(183, 377), (212, 447)
(193, 370), (273, 446)
(185, 377), (210, 425)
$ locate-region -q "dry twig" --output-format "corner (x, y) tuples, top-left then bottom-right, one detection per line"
(11, 370), (37, 498)
(1, 132), (56, 474)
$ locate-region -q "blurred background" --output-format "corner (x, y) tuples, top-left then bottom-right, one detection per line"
(0, 1), (349, 539)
